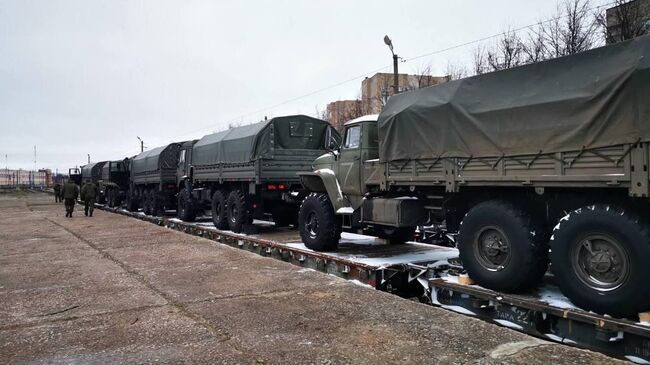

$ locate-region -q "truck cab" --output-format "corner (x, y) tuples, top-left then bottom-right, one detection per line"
(298, 115), (419, 251)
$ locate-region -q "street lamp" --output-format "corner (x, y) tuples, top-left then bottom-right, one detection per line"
(137, 136), (144, 152)
(384, 35), (399, 94)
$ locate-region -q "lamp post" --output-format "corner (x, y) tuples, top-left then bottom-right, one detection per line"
(384, 35), (399, 94)
(137, 136), (144, 152)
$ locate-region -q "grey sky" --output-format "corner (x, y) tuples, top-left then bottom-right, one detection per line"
(0, 0), (611, 173)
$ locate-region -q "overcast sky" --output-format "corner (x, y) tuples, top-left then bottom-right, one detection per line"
(0, 0), (611, 173)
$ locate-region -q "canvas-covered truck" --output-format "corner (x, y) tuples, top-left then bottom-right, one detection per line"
(176, 115), (340, 233)
(126, 143), (184, 215)
(81, 161), (108, 203)
(297, 35), (650, 317)
(101, 158), (131, 207)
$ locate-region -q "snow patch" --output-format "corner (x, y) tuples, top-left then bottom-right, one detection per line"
(494, 319), (524, 331)
(537, 287), (578, 310)
(441, 305), (476, 316)
(349, 280), (374, 289)
(336, 207), (354, 214)
(544, 333), (564, 342)
(626, 356), (650, 365)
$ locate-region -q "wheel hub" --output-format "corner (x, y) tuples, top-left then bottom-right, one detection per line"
(306, 212), (319, 238)
(572, 235), (629, 291)
(474, 227), (511, 271)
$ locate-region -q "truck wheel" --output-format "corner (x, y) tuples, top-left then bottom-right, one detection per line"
(298, 193), (341, 251)
(177, 188), (196, 222)
(375, 226), (415, 244)
(211, 190), (229, 230)
(150, 189), (160, 216)
(550, 205), (650, 317)
(142, 189), (152, 215)
(227, 190), (249, 233)
(106, 189), (114, 208)
(457, 200), (549, 292)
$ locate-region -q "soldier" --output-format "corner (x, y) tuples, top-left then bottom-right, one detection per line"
(81, 180), (99, 217)
(61, 179), (79, 217)
(53, 182), (62, 203)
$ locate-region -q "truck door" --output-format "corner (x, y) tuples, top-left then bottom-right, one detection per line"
(177, 147), (191, 180)
(339, 124), (362, 196)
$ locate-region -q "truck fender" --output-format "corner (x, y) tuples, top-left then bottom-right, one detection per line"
(298, 170), (352, 213)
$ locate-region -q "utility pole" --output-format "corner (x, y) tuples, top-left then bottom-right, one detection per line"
(137, 136), (144, 152)
(384, 35), (399, 95)
(87, 154), (90, 164)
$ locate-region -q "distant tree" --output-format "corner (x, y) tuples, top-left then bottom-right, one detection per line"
(444, 61), (468, 81)
(595, 0), (650, 43)
(522, 23), (549, 63)
(487, 29), (524, 71)
(562, 0), (600, 54)
(414, 63), (436, 88)
(472, 45), (488, 75)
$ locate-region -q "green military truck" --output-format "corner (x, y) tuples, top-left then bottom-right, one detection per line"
(81, 161), (108, 203)
(101, 159), (131, 208)
(176, 115), (340, 233)
(297, 36), (650, 316)
(126, 143), (184, 215)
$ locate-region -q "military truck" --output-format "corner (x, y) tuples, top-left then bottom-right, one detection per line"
(102, 159), (131, 207)
(176, 115), (340, 233)
(81, 161), (108, 203)
(297, 36), (650, 317)
(68, 167), (82, 186)
(126, 143), (184, 215)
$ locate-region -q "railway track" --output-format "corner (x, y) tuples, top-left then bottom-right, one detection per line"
(93, 202), (650, 364)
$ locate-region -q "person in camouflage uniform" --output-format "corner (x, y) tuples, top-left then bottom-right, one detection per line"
(53, 182), (62, 203)
(61, 180), (79, 217)
(81, 180), (99, 217)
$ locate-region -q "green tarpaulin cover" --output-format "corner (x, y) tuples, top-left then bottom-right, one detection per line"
(192, 115), (336, 166)
(378, 35), (650, 162)
(131, 143), (181, 176)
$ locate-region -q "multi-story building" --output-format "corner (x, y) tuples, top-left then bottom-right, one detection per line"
(326, 100), (363, 132)
(326, 72), (448, 130)
(360, 73), (449, 115)
(605, 0), (650, 43)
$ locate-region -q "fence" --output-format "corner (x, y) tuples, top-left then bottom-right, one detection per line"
(0, 169), (52, 188)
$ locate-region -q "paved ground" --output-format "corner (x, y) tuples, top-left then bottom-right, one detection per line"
(0, 191), (624, 364)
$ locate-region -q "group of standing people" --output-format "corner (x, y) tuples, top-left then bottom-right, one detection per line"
(53, 180), (100, 218)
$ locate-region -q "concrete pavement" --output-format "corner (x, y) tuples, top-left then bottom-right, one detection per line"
(0, 191), (623, 364)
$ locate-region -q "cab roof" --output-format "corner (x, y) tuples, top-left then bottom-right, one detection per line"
(343, 114), (378, 127)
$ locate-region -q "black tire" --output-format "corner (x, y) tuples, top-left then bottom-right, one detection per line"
(177, 188), (196, 222)
(126, 191), (138, 212)
(457, 200), (549, 292)
(375, 226), (415, 244)
(298, 193), (342, 251)
(142, 189), (152, 215)
(550, 205), (650, 317)
(227, 190), (249, 233)
(211, 190), (229, 230)
(150, 188), (160, 216)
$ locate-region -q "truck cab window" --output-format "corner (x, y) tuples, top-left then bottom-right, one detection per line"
(179, 150), (186, 165)
(344, 126), (361, 149)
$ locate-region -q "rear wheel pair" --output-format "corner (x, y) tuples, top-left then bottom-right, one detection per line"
(209, 189), (250, 233)
(142, 188), (160, 216)
(458, 201), (650, 317)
